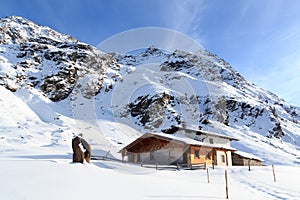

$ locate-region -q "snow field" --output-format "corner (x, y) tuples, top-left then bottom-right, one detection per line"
(1, 149), (299, 200)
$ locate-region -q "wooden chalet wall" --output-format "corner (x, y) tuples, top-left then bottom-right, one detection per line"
(122, 131), (237, 166)
(125, 135), (188, 165)
(190, 146), (213, 165)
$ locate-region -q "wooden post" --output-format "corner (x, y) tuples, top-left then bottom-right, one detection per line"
(272, 164), (276, 182)
(248, 159), (251, 171)
(105, 150), (110, 159)
(225, 170), (229, 199)
(225, 151), (228, 166)
(206, 168), (210, 183)
(212, 160), (215, 170)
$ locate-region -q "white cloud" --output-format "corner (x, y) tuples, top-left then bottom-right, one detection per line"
(159, 0), (206, 46)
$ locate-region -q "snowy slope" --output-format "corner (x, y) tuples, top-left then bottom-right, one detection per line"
(0, 85), (299, 200)
(1, 15), (300, 200)
(0, 84), (136, 158)
(94, 48), (300, 165)
(0, 16), (300, 166)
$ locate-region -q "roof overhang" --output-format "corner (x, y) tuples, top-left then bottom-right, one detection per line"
(176, 126), (239, 141)
(120, 132), (236, 153)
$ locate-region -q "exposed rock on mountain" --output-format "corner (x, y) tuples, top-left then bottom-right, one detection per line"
(0, 16), (112, 101)
(0, 16), (299, 164)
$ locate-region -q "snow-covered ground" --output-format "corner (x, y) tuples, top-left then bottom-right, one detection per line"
(1, 17), (300, 199)
(1, 85), (300, 200)
(1, 147), (300, 200)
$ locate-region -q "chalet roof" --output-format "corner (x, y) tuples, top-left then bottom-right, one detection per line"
(174, 126), (239, 141)
(150, 132), (236, 150)
(233, 151), (264, 161)
(121, 132), (236, 153)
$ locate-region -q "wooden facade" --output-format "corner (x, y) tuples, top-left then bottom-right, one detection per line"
(190, 146), (213, 165)
(120, 132), (237, 166)
(123, 133), (187, 165)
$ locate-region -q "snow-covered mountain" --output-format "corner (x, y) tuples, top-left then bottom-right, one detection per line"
(1, 16), (300, 165)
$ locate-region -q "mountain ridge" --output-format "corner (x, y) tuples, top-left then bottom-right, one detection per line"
(0, 16), (299, 165)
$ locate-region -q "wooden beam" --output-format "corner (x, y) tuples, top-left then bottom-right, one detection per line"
(225, 151), (228, 166)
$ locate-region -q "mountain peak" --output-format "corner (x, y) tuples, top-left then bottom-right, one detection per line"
(0, 16), (299, 165)
(0, 15), (76, 45)
(1, 15), (34, 24)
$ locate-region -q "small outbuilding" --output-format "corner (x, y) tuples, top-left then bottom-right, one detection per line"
(232, 151), (263, 166)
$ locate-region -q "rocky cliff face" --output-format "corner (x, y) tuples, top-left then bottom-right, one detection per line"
(1, 16), (299, 164)
(0, 16), (113, 101)
(109, 47), (300, 139)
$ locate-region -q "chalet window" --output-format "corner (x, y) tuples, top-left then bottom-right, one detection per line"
(194, 149), (200, 159)
(206, 151), (211, 159)
(209, 138), (214, 144)
(150, 151), (154, 161)
(221, 155), (225, 163)
(169, 149), (175, 158)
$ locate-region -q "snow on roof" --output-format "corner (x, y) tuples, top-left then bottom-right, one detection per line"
(144, 132), (236, 151)
(175, 126), (239, 141)
(234, 151), (264, 161)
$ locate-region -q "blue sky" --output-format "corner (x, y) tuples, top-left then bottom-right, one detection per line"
(1, 0), (300, 106)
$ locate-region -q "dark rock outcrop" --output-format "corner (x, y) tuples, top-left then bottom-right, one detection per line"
(72, 135), (91, 163)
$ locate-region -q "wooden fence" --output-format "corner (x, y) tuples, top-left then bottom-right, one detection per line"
(91, 155), (206, 170)
(140, 162), (206, 170)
